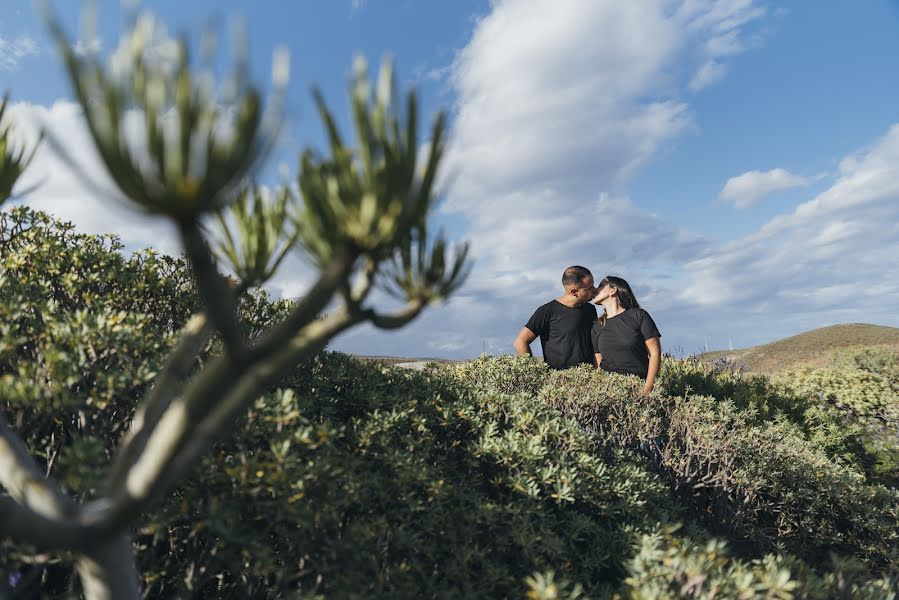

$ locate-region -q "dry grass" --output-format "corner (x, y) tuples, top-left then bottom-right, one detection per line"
(698, 323), (899, 374)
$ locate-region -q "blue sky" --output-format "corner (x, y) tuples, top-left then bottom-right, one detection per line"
(3, 0), (899, 358)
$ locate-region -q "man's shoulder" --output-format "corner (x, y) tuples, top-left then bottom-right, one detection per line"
(534, 299), (559, 313)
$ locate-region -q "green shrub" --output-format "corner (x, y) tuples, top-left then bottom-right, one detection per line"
(446, 353), (551, 396)
(1, 228), (672, 598)
(657, 356), (808, 424)
(779, 349), (899, 486)
(131, 356), (673, 598)
(4, 209), (898, 596)
(623, 525), (899, 600)
(536, 365), (899, 568)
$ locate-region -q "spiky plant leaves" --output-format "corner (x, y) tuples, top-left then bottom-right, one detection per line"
(212, 185), (298, 289)
(0, 94), (40, 206)
(40, 7), (286, 223)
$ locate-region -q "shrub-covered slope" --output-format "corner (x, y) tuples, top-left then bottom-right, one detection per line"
(699, 323), (899, 374)
(2, 208), (898, 598)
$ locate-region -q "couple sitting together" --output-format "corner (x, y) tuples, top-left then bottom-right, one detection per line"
(513, 266), (661, 394)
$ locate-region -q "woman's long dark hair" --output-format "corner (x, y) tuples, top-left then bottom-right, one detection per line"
(598, 275), (640, 326)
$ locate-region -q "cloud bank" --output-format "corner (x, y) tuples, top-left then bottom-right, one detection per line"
(720, 168), (810, 208)
(8, 1), (899, 359)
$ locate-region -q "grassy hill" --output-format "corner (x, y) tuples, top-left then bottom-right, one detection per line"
(699, 323), (899, 374)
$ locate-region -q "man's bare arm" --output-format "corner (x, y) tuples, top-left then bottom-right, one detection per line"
(513, 327), (537, 356)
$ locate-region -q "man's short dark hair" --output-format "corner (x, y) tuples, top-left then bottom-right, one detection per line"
(562, 265), (592, 289)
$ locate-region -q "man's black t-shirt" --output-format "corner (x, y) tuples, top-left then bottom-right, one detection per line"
(591, 308), (661, 378)
(525, 300), (597, 370)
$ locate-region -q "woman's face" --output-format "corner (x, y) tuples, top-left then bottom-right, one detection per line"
(593, 280), (614, 303)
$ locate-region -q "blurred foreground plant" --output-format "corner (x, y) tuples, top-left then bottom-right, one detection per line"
(0, 94), (40, 205)
(0, 6), (467, 599)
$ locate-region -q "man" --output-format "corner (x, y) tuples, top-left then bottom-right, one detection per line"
(513, 266), (598, 369)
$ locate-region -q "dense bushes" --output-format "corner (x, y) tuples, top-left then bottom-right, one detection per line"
(134, 356), (677, 597)
(533, 367), (899, 568)
(625, 526), (899, 600)
(3, 208), (899, 597)
(777, 347), (899, 484)
(445, 357), (899, 594)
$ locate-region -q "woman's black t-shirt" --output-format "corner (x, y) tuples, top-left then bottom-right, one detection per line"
(591, 308), (661, 378)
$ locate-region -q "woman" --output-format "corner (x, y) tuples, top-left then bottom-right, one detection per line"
(591, 276), (661, 394)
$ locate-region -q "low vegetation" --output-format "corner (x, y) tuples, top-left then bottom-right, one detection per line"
(2, 208), (898, 598)
(699, 323), (899, 374)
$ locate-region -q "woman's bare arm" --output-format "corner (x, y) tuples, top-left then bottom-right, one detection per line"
(643, 337), (661, 394)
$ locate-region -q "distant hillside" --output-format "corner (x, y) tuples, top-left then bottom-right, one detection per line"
(699, 323), (899, 374)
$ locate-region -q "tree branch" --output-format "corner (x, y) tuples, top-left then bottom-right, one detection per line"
(160, 308), (363, 495)
(100, 249), (359, 513)
(248, 245), (356, 360)
(0, 412), (77, 521)
(364, 297), (426, 330)
(178, 220), (247, 361)
(75, 533), (140, 600)
(349, 257), (378, 305)
(95, 308), (363, 533)
(0, 496), (93, 552)
(106, 313), (212, 495)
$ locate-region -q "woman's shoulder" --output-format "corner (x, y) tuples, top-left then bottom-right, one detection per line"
(626, 307), (657, 328)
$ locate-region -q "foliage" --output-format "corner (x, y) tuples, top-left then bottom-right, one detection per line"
(129, 358), (674, 598)
(656, 356), (807, 423)
(446, 353), (551, 396)
(536, 364), (899, 568)
(0, 94), (40, 205)
(624, 525), (899, 600)
(3, 256), (673, 597)
(778, 347), (899, 486)
(2, 219), (898, 596)
(660, 354), (896, 486)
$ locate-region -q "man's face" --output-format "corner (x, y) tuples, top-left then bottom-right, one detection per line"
(572, 276), (596, 304)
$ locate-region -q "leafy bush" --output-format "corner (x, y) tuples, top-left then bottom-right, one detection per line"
(3, 215), (898, 595)
(624, 525), (899, 600)
(536, 365), (899, 568)
(779, 347), (899, 486)
(138, 355), (675, 597)
(4, 225), (898, 596)
(657, 356), (806, 424)
(446, 353), (551, 396)
(660, 354), (896, 485)
(6, 347), (676, 597)
(1, 217), (672, 596)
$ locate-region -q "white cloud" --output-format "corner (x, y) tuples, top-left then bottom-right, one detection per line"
(678, 0), (767, 90)
(0, 34), (39, 70)
(719, 168), (810, 208)
(368, 0), (766, 357)
(689, 59), (726, 92)
(444, 0), (766, 233)
(677, 124), (899, 345)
